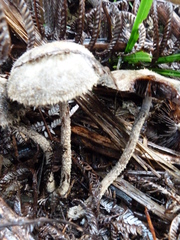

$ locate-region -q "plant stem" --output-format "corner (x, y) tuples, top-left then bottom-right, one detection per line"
(100, 94), (152, 198)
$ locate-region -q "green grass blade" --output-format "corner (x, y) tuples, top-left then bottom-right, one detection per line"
(123, 51), (152, 64)
(157, 53), (180, 64)
(151, 68), (180, 78)
(125, 0), (153, 53)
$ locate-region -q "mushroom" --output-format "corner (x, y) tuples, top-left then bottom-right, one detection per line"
(7, 41), (108, 197)
(98, 68), (180, 198)
(99, 69), (180, 102)
(0, 75), (12, 128)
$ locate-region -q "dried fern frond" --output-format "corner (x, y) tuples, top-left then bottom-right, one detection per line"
(159, 1), (173, 56)
(39, 224), (71, 240)
(57, 0), (67, 39)
(75, 0), (85, 43)
(138, 179), (180, 210)
(113, 177), (175, 221)
(73, 199), (100, 237)
(13, 126), (55, 193)
(0, 2), (11, 65)
(42, 0), (55, 39)
(0, 167), (31, 192)
(169, 213), (180, 240)
(121, 11), (146, 56)
(0, 197), (34, 239)
(88, 171), (101, 214)
(152, 0), (160, 61)
(113, 209), (152, 239)
(28, 0), (45, 37)
(1, 0), (44, 47)
(100, 198), (153, 239)
(97, 2), (123, 56)
(132, 0), (140, 15)
(116, 0), (129, 12)
(88, 0), (102, 50)
(9, 0), (35, 49)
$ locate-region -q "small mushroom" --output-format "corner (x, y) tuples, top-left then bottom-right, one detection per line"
(0, 75), (12, 128)
(98, 68), (180, 199)
(99, 69), (180, 102)
(7, 41), (108, 197)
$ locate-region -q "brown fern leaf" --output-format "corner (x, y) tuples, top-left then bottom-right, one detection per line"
(99, 213), (119, 226)
(45, 0), (67, 40)
(138, 179), (180, 212)
(100, 198), (126, 217)
(59, 0), (67, 39)
(88, 0), (102, 50)
(152, 0), (160, 62)
(88, 171), (101, 214)
(97, 2), (123, 56)
(31, 0), (44, 37)
(0, 127), (12, 155)
(116, 0), (129, 11)
(159, 1), (173, 56)
(75, 0), (85, 43)
(85, 8), (97, 37)
(42, 0), (54, 39)
(89, 171), (100, 196)
(10, 0), (35, 49)
(74, 199), (100, 238)
(121, 12), (146, 55)
(0, 168), (31, 193)
(102, 1), (112, 41)
(110, 222), (119, 240)
(173, 38), (180, 53)
(39, 224), (71, 240)
(116, 209), (153, 239)
(101, 199), (153, 239)
(132, 0), (140, 15)
(0, 2), (10, 65)
(55, 0), (63, 39)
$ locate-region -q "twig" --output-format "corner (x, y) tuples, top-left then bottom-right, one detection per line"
(145, 207), (157, 240)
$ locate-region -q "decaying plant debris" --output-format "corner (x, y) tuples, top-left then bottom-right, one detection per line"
(0, 0), (180, 239)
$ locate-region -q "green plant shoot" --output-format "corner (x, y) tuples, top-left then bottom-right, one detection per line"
(123, 51), (152, 64)
(125, 0), (153, 53)
(157, 53), (180, 64)
(152, 68), (180, 78)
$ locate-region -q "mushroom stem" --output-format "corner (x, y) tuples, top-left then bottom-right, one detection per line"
(57, 101), (71, 197)
(15, 126), (55, 193)
(99, 94), (152, 199)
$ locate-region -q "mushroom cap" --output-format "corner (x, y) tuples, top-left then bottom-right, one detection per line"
(7, 41), (104, 107)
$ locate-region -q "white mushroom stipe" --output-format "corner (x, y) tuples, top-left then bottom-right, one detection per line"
(7, 41), (107, 197)
(57, 102), (71, 196)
